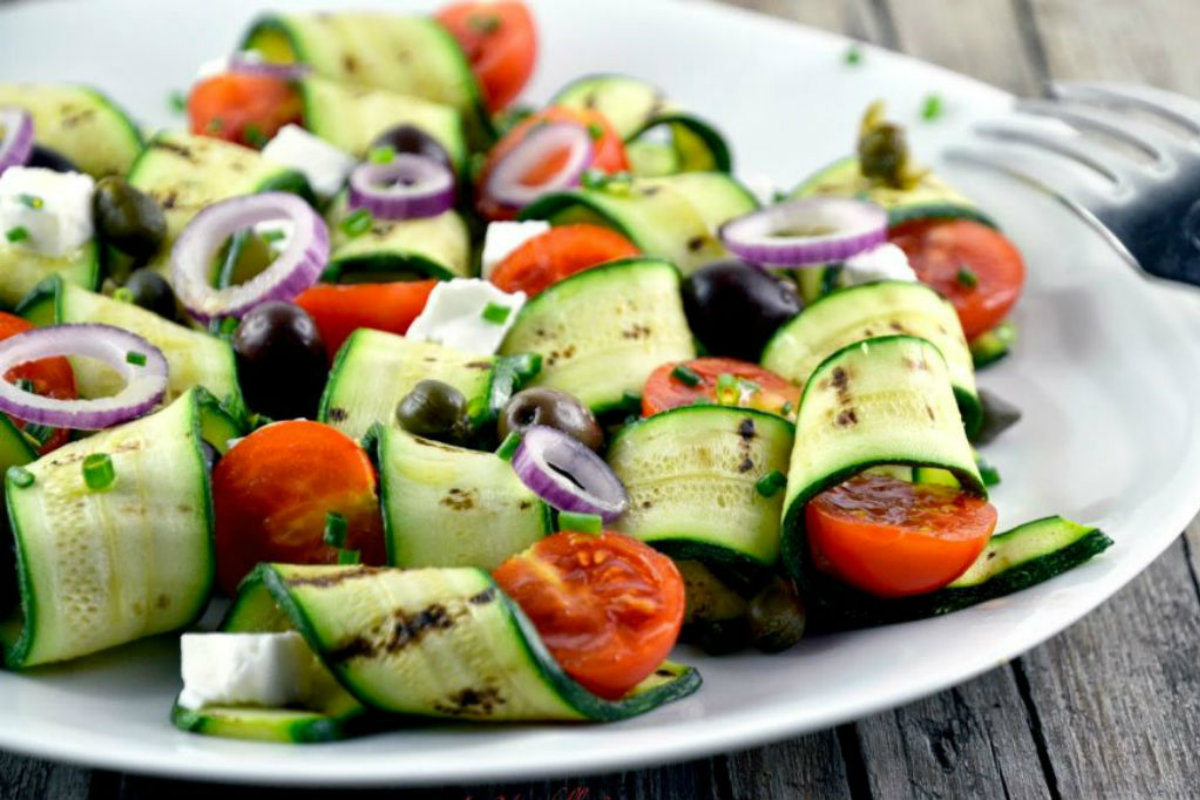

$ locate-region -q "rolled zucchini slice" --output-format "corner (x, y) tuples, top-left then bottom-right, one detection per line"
(499, 258), (695, 413)
(761, 280), (982, 435)
(17, 276), (244, 413)
(520, 173), (758, 275)
(240, 14), (491, 146)
(318, 328), (540, 441)
(970, 320), (1017, 369)
(0, 239), (99, 308)
(1, 390), (214, 669)
(0, 84), (143, 178)
(374, 426), (551, 570)
(552, 74), (732, 176)
(207, 563), (699, 723)
(607, 406), (794, 582)
(127, 132), (313, 279)
(323, 194), (470, 282)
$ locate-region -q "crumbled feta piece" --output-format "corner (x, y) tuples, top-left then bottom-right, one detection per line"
(0, 167), (94, 258)
(178, 632), (313, 711)
(480, 220), (550, 278)
(840, 242), (918, 286)
(406, 279), (526, 355)
(743, 173), (779, 206)
(261, 124), (356, 199)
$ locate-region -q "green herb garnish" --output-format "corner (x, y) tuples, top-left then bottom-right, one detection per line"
(467, 12), (501, 34)
(8, 466), (34, 488)
(496, 431), (522, 462)
(845, 43), (863, 65)
(339, 208), (373, 238)
(558, 511), (603, 535)
(243, 124), (268, 149)
(671, 364), (702, 387)
(126, 351), (147, 367)
(17, 194), (42, 210)
(956, 266), (979, 288)
(368, 145), (396, 164)
(921, 93), (944, 121)
(5, 226), (28, 243)
(587, 122), (605, 141)
(168, 90), (187, 114)
(338, 549), (362, 565)
(22, 423), (53, 447)
(781, 401), (794, 417)
(206, 117), (224, 134)
(16, 379), (34, 394)
(481, 302), (512, 325)
(113, 287), (134, 304)
(259, 228), (287, 244)
(82, 453), (115, 492)
(322, 511), (348, 549)
(755, 470), (787, 498)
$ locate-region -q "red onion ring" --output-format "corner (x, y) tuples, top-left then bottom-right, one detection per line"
(228, 52), (311, 81)
(348, 154), (455, 220)
(719, 197), (888, 267)
(171, 192), (328, 323)
(0, 107), (34, 176)
(0, 324), (167, 430)
(511, 426), (629, 521)
(484, 122), (594, 209)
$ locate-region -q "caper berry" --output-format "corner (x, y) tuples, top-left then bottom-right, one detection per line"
(858, 122), (910, 188)
(92, 176), (167, 259)
(120, 268), (177, 321)
(499, 388), (603, 451)
(396, 380), (470, 441)
(747, 576), (807, 653)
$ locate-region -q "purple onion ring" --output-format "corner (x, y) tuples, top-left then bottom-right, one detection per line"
(0, 107), (35, 177)
(484, 122), (594, 210)
(228, 52), (311, 81)
(511, 425), (629, 521)
(348, 154), (455, 221)
(719, 196), (888, 267)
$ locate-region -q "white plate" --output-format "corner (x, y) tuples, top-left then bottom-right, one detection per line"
(2, 0), (1200, 786)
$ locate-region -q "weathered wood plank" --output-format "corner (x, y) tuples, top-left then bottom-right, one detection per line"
(0, 752), (91, 800)
(723, 733), (854, 799)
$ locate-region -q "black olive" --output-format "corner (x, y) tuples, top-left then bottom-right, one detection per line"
(971, 389), (1022, 446)
(368, 124), (454, 173)
(233, 302), (328, 420)
(395, 380), (470, 441)
(747, 576), (806, 653)
(499, 388), (603, 451)
(682, 260), (802, 361)
(26, 145), (79, 173)
(92, 176), (167, 259)
(683, 618), (752, 656)
(119, 268), (177, 321)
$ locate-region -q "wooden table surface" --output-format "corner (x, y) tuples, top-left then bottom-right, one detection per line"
(3, 0), (1200, 798)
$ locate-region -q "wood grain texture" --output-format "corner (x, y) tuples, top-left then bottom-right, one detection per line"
(0, 752), (91, 800)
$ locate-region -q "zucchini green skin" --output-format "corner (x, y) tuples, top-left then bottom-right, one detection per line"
(761, 280), (982, 436)
(520, 173), (758, 275)
(16, 276), (245, 413)
(790, 156), (996, 228)
(323, 194), (470, 282)
(499, 258), (695, 413)
(194, 386), (249, 455)
(374, 425), (551, 570)
(607, 406), (794, 578)
(241, 14), (493, 148)
(0, 84), (143, 177)
(552, 75), (732, 175)
(318, 328), (540, 441)
(0, 239), (99, 309)
(248, 563), (700, 722)
(779, 336), (984, 606)
(970, 321), (1017, 369)
(127, 132), (314, 280)
(1, 391), (214, 669)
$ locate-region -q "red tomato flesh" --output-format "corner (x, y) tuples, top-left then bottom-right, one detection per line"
(493, 531), (685, 700)
(0, 312), (76, 454)
(294, 281), (438, 361)
(489, 224), (640, 297)
(641, 357), (801, 419)
(806, 473), (997, 598)
(188, 73), (303, 149)
(436, 1), (538, 112)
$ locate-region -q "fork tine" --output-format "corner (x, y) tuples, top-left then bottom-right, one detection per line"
(1048, 82), (1200, 138)
(973, 121), (1127, 185)
(1014, 99), (1169, 164)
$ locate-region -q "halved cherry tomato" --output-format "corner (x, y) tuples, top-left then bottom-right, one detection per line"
(641, 357), (801, 419)
(212, 420), (386, 595)
(493, 531), (684, 700)
(478, 106), (629, 221)
(805, 473), (997, 598)
(889, 219), (1026, 340)
(294, 281), (438, 361)
(489, 224), (640, 296)
(188, 73), (304, 149)
(0, 312), (76, 454)
(436, 1), (537, 112)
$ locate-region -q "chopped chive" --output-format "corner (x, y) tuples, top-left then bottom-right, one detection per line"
(558, 511), (602, 535)
(16, 379), (34, 394)
(496, 431), (522, 461)
(23, 423), (53, 447)
(845, 43), (863, 65)
(168, 89), (187, 114)
(82, 453), (115, 491)
(481, 302), (512, 325)
(671, 364), (701, 387)
(18, 194), (43, 210)
(586, 122), (605, 141)
(368, 145), (396, 164)
(921, 93), (944, 121)
(716, 373), (738, 394)
(755, 470), (787, 498)
(781, 401), (794, 417)
(206, 117), (224, 134)
(260, 229), (286, 244)
(580, 169), (607, 190)
(113, 287), (134, 303)
(621, 389), (642, 409)
(956, 266), (979, 288)
(322, 511), (348, 549)
(467, 12), (501, 34)
(7, 466), (34, 488)
(5, 226), (28, 243)
(219, 317), (239, 337)
(977, 457), (1001, 487)
(243, 124), (268, 149)
(338, 549), (362, 565)
(339, 208), (373, 238)
(126, 351), (147, 367)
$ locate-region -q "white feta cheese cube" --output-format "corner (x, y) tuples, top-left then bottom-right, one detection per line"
(178, 631), (313, 711)
(480, 220), (550, 278)
(261, 124), (356, 199)
(840, 242), (918, 286)
(406, 278), (526, 355)
(0, 167), (95, 258)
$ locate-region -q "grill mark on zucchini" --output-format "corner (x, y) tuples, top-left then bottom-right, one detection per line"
(328, 600), (467, 662)
(284, 566), (380, 588)
(326, 407), (348, 422)
(468, 587), (498, 605)
(153, 140), (195, 161)
(441, 487), (478, 511)
(737, 418), (756, 441)
(433, 686), (504, 716)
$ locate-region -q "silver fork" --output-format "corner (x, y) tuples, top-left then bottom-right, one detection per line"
(945, 82), (1200, 287)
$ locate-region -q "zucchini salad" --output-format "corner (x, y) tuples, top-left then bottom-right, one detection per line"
(0, 2), (1110, 744)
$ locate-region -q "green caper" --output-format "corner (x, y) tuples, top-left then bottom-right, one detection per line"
(499, 388), (604, 451)
(683, 617), (752, 656)
(747, 576), (807, 653)
(856, 101), (920, 189)
(92, 176), (167, 259)
(396, 380), (469, 441)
